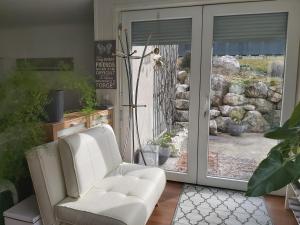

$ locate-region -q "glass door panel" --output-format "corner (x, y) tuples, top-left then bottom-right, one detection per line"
(199, 1), (300, 191)
(208, 13), (288, 181)
(131, 19), (192, 174)
(122, 7), (202, 183)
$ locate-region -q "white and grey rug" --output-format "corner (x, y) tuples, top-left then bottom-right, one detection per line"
(172, 184), (272, 225)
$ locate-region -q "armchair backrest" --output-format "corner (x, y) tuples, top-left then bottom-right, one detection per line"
(58, 125), (122, 198)
(26, 141), (66, 225)
(26, 124), (122, 225)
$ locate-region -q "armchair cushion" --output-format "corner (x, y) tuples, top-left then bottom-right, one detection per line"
(55, 163), (166, 225)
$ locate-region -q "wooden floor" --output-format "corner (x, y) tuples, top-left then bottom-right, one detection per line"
(147, 182), (297, 225)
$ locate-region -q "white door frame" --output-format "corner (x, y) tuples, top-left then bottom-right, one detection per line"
(198, 0), (300, 191)
(121, 6), (203, 183)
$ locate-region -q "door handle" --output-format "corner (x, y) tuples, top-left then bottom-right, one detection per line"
(203, 95), (210, 118)
(204, 109), (209, 118)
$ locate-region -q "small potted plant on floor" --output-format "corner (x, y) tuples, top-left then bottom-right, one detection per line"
(228, 108), (245, 136)
(158, 133), (174, 165)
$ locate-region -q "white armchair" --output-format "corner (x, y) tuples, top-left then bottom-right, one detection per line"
(26, 125), (166, 225)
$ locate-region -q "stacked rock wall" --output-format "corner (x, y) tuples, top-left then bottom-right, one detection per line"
(175, 71), (190, 128)
(210, 74), (282, 135)
(173, 55), (283, 134)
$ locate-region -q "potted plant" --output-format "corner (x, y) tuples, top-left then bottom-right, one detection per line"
(228, 108), (245, 136)
(157, 133), (174, 165)
(246, 102), (300, 197)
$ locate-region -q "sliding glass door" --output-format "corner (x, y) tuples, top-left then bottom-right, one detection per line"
(198, 1), (300, 191)
(120, 1), (300, 189)
(121, 7), (202, 183)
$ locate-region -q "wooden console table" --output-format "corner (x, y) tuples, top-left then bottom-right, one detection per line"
(44, 109), (113, 142)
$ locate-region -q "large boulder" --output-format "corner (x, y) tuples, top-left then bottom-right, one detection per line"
(177, 71), (188, 84)
(248, 98), (274, 114)
(229, 107), (246, 121)
(211, 74), (229, 95)
(229, 83), (245, 95)
(209, 120), (218, 135)
(176, 99), (189, 110)
(267, 86), (282, 103)
(243, 104), (256, 111)
(175, 110), (189, 122)
(212, 55), (240, 75)
(263, 110), (281, 129)
(210, 109), (221, 119)
(223, 93), (247, 106)
(269, 85), (283, 94)
(215, 117), (232, 132)
(176, 91), (190, 100)
(210, 90), (223, 107)
(245, 81), (268, 98)
(219, 105), (233, 116)
(184, 76), (190, 85)
(243, 111), (270, 133)
(174, 122), (189, 129)
(176, 84), (189, 92)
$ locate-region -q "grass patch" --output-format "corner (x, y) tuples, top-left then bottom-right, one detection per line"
(238, 56), (284, 75)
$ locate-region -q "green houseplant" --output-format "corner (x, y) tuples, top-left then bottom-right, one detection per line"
(0, 67), (49, 200)
(45, 65), (96, 116)
(246, 102), (300, 197)
(0, 64), (96, 201)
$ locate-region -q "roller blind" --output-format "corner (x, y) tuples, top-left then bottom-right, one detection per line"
(132, 18), (192, 46)
(213, 13), (288, 56)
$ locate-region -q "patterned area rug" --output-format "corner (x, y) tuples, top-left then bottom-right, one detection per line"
(172, 185), (272, 225)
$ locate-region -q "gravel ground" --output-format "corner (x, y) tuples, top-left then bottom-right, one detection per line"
(160, 132), (276, 181)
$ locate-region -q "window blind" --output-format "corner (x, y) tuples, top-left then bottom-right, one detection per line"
(132, 18), (192, 46)
(213, 13), (288, 56)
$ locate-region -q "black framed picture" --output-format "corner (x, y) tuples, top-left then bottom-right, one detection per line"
(95, 40), (117, 89)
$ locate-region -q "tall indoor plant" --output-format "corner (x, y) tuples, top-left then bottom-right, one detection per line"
(0, 64), (96, 201)
(246, 102), (300, 196)
(0, 67), (48, 200)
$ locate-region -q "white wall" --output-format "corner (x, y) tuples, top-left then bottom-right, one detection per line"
(94, 0), (120, 140)
(0, 23), (94, 75)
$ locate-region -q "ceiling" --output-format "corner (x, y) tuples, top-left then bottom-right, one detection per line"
(0, 0), (93, 28)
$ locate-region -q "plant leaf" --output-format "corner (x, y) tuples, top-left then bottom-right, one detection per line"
(264, 125), (299, 140)
(246, 151), (300, 196)
(289, 102), (300, 127)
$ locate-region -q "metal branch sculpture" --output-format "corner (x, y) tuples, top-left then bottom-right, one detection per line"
(116, 28), (154, 165)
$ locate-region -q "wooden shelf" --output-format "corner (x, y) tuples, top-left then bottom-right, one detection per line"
(44, 109), (113, 142)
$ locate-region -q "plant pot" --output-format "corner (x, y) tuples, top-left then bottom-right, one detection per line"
(159, 147), (171, 165)
(45, 90), (64, 123)
(228, 123), (245, 136)
(135, 145), (159, 166)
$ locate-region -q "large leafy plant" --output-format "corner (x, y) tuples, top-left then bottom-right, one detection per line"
(246, 102), (300, 196)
